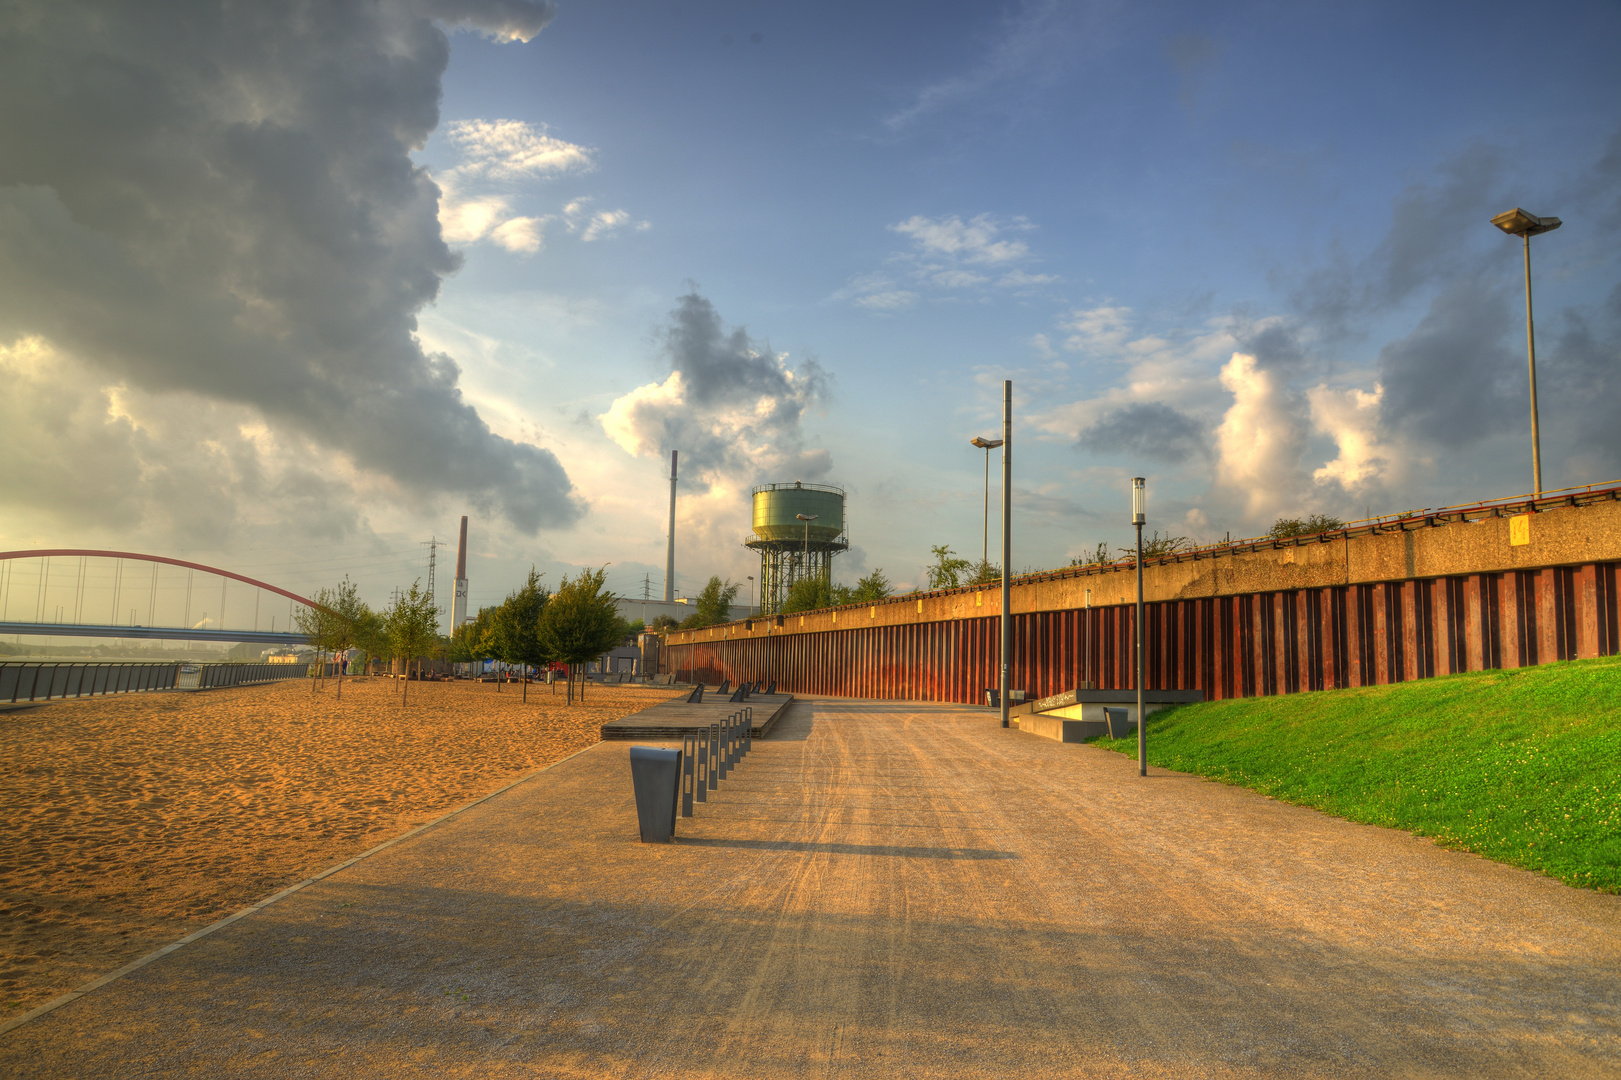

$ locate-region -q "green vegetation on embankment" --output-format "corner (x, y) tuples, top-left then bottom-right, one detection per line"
(1093, 654), (1621, 892)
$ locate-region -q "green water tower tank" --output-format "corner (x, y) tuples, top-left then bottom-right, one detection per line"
(751, 482), (845, 543)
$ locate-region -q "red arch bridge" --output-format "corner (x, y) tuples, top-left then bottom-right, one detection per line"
(0, 550), (316, 646)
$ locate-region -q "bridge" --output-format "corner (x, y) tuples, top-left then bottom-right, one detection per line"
(0, 550), (316, 647)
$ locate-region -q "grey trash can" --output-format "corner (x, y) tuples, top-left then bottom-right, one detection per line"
(629, 746), (683, 843)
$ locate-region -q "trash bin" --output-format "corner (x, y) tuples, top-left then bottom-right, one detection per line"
(629, 746), (683, 843)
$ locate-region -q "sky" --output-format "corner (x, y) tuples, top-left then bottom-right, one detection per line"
(2, 0), (1619, 620)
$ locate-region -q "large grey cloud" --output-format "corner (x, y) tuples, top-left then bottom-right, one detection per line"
(601, 292), (831, 489)
(1077, 402), (1207, 463)
(0, 0), (578, 534)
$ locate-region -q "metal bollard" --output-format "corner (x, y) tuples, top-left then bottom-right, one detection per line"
(744, 706), (752, 753)
(682, 732), (696, 816)
(696, 728), (708, 802)
(628, 746), (682, 843)
(726, 712), (737, 766)
(711, 723), (723, 784)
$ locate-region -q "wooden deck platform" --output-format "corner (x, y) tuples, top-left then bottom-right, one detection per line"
(598, 690), (796, 741)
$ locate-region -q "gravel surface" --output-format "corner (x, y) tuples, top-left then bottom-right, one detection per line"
(5, 697), (1618, 1077)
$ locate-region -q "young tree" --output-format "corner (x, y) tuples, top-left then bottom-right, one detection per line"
(849, 568), (893, 602)
(293, 595), (344, 694)
(780, 576), (832, 614)
(926, 544), (973, 590)
(491, 568), (550, 702)
(538, 567), (624, 704)
(1117, 531), (1192, 561)
(679, 576), (742, 628)
(385, 579), (440, 705)
(322, 575), (368, 700)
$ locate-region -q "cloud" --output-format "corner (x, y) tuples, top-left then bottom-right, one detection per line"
(0, 0), (580, 535)
(1059, 304), (1134, 354)
(1308, 383), (1389, 491)
(891, 214), (1031, 264)
(882, 0), (1102, 130)
(0, 336), (375, 547)
(490, 215), (548, 252)
(600, 292), (831, 487)
(429, 0), (558, 42)
(1077, 402), (1208, 463)
(1213, 353), (1309, 522)
(558, 198), (648, 242)
(841, 213), (1053, 309)
(443, 118), (594, 180)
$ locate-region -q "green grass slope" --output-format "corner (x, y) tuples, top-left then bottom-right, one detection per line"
(1093, 654), (1621, 892)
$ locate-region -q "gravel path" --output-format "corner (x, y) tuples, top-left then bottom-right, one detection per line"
(5, 697), (1618, 1078)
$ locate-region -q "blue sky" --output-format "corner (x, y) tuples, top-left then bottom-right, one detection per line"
(2, 0), (1618, 614)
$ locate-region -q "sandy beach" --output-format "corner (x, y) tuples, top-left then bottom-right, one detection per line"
(0, 676), (682, 1015)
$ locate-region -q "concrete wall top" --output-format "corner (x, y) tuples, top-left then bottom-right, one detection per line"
(663, 486), (1621, 647)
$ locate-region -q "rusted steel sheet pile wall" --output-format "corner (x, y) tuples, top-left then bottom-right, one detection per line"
(666, 488), (1621, 703)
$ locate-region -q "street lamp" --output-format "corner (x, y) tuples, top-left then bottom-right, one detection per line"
(1000, 381), (1012, 729)
(970, 436), (1004, 569)
(795, 513), (818, 594)
(1491, 207), (1562, 496)
(1132, 476), (1146, 777)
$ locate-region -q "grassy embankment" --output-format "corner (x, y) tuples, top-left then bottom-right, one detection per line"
(1093, 653), (1621, 892)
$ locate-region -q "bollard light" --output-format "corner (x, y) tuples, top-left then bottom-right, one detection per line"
(1132, 477), (1146, 525)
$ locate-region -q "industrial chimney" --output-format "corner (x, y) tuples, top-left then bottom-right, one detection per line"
(453, 515), (469, 629)
(664, 451), (677, 602)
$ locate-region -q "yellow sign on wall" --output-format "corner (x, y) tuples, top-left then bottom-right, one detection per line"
(1509, 514), (1531, 546)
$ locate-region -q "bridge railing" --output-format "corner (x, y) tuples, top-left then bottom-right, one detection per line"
(1, 662), (180, 704)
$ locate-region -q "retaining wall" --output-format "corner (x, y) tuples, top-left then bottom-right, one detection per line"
(664, 486), (1621, 703)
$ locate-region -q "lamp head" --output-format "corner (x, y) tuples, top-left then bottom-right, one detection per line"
(970, 436), (1005, 449)
(795, 513), (819, 522)
(1131, 477), (1146, 525)
(1491, 208), (1562, 238)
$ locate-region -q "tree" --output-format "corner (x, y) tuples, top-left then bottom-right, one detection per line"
(848, 568), (893, 603)
(491, 568), (550, 702)
(538, 567), (623, 704)
(1270, 513), (1344, 538)
(293, 594), (345, 694)
(353, 606), (388, 676)
(926, 544), (973, 590)
(1069, 542), (1112, 568)
(319, 576), (368, 700)
(649, 614), (679, 633)
(680, 576), (741, 629)
(1115, 531), (1192, 561)
(780, 575), (832, 614)
(384, 579), (440, 705)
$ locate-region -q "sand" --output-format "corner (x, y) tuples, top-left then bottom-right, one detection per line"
(0, 676), (682, 1015)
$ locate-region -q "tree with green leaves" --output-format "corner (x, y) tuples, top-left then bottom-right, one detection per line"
(293, 593), (345, 694)
(926, 544), (973, 590)
(780, 575), (832, 613)
(318, 575), (368, 700)
(384, 578), (440, 705)
(649, 614), (679, 633)
(538, 567), (624, 704)
(492, 567), (551, 702)
(679, 575), (742, 629)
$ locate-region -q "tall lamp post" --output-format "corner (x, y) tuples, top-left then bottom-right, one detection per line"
(970, 436), (1004, 569)
(1490, 207), (1562, 496)
(1132, 477), (1146, 777)
(795, 513), (819, 596)
(1000, 381), (1012, 729)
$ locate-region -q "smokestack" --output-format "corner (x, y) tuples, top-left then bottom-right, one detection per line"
(453, 515), (469, 629)
(664, 450), (677, 602)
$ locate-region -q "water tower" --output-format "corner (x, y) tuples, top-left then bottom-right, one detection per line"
(745, 481), (849, 614)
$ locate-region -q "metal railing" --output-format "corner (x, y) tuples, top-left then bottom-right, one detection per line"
(196, 663), (310, 689)
(680, 704), (754, 818)
(1, 660), (310, 703)
(1, 662), (179, 704)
